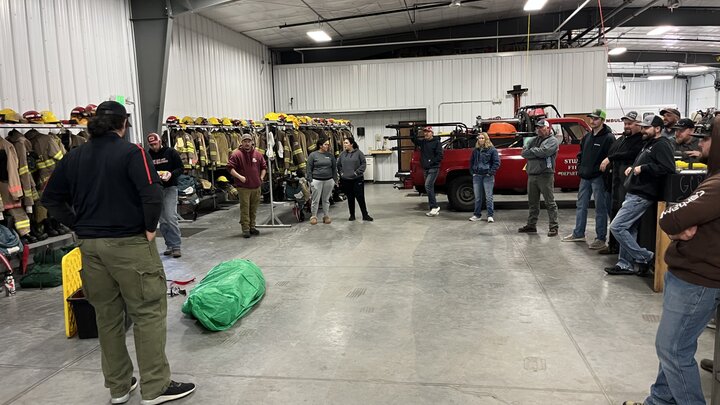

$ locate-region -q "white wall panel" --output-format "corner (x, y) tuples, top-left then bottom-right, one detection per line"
(274, 48), (607, 123)
(313, 109), (426, 182)
(164, 13), (273, 120)
(606, 78), (687, 115)
(0, 0), (138, 135)
(688, 74), (718, 113)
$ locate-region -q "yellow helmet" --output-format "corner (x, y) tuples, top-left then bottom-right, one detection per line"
(221, 117), (232, 126)
(264, 112), (280, 121)
(41, 111), (60, 124)
(217, 176), (229, 182)
(0, 108), (21, 123)
(241, 120), (248, 127)
(208, 117), (221, 126)
(181, 116), (194, 124)
(194, 116), (208, 125)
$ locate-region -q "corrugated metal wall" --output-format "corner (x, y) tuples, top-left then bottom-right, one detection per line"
(606, 79), (688, 115)
(164, 13), (273, 120)
(313, 109), (426, 181)
(0, 0), (139, 139)
(688, 74), (718, 113)
(274, 48), (607, 122)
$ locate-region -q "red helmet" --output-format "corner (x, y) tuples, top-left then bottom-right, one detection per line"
(70, 106), (86, 117)
(23, 110), (43, 122)
(166, 116), (179, 125)
(85, 104), (97, 116)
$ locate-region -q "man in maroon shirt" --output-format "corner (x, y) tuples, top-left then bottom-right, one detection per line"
(227, 134), (267, 238)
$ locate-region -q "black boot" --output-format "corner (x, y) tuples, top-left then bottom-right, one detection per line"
(21, 234), (37, 245)
(30, 222), (48, 241)
(42, 219), (59, 237)
(51, 218), (70, 235)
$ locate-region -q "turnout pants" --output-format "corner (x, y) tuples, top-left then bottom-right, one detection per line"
(340, 177), (368, 218)
(238, 187), (261, 231)
(79, 235), (171, 400)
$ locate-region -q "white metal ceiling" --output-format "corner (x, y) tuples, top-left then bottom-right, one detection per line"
(199, 0), (720, 50)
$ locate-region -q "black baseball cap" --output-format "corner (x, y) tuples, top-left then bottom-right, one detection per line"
(96, 101), (131, 127)
(673, 118), (696, 130)
(692, 120), (713, 139)
(621, 111), (641, 123)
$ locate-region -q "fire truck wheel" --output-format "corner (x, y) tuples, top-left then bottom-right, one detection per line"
(447, 175), (474, 212)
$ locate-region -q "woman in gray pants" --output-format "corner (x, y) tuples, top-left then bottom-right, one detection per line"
(307, 138), (337, 225)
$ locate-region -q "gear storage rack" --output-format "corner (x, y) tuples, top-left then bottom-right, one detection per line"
(256, 120), (291, 229)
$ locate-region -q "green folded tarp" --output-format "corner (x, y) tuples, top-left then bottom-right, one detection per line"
(181, 259), (265, 331)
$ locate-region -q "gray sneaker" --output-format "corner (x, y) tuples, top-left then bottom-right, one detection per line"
(588, 239), (606, 250)
(561, 234), (586, 242)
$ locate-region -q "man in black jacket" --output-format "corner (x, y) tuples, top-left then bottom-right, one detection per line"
(412, 126), (443, 216)
(598, 111), (644, 255)
(605, 115), (676, 276)
(147, 133), (184, 258)
(41, 101), (195, 405)
(563, 109), (614, 249)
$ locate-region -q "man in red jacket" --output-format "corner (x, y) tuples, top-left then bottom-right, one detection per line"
(623, 115), (720, 405)
(227, 134), (267, 238)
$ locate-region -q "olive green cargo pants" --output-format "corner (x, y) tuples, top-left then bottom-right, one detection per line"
(79, 235), (171, 400)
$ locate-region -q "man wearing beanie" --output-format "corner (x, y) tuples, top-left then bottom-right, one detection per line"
(228, 133), (267, 238)
(147, 133), (184, 258)
(41, 101), (195, 404)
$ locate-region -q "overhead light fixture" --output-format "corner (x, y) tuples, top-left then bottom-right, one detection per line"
(647, 26), (673, 36)
(647, 75), (675, 81)
(307, 30), (331, 42)
(678, 65), (709, 73)
(524, 0), (548, 11)
(450, 0), (462, 7)
(608, 47), (627, 56)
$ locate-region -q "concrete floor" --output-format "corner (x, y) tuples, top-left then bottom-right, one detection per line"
(0, 184), (716, 405)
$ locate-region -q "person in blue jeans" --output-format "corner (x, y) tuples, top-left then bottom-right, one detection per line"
(411, 126), (443, 216)
(562, 109), (614, 249)
(623, 115), (719, 405)
(469, 132), (500, 222)
(605, 115), (675, 276)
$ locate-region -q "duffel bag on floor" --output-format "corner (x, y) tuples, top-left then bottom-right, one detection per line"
(181, 259), (265, 331)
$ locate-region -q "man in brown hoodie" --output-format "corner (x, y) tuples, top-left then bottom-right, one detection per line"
(623, 115), (720, 405)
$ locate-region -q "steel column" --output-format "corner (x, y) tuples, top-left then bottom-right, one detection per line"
(130, 0), (173, 137)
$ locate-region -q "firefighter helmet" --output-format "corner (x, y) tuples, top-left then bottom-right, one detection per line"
(85, 104), (97, 116)
(40, 111), (60, 124)
(166, 116), (179, 125)
(208, 117), (221, 126)
(23, 110), (43, 123)
(221, 117), (232, 126)
(70, 106), (86, 118)
(0, 108), (21, 123)
(194, 116), (208, 125)
(181, 116), (194, 125)
(217, 176), (229, 183)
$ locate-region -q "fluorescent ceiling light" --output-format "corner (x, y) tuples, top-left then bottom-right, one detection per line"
(307, 30), (331, 42)
(524, 0), (548, 11)
(608, 47), (627, 56)
(647, 26), (673, 36)
(678, 65), (709, 73)
(647, 75), (674, 81)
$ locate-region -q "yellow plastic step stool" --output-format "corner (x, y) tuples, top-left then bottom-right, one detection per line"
(62, 247), (83, 338)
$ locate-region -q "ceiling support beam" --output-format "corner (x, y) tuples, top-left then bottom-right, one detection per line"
(568, 0), (634, 44)
(610, 51), (720, 65)
(130, 0), (174, 135)
(168, 0), (238, 16)
(579, 0), (661, 47)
